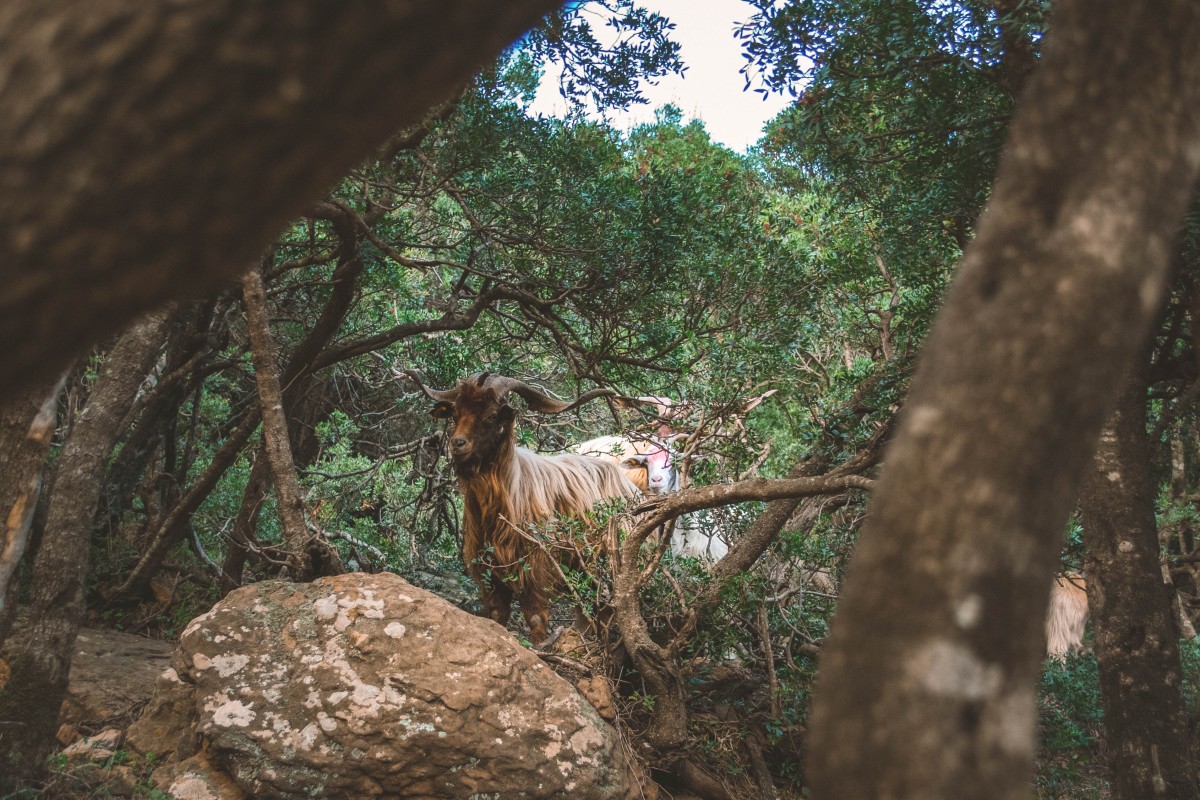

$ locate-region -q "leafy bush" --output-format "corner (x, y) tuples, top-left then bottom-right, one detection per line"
(1036, 654), (1105, 799)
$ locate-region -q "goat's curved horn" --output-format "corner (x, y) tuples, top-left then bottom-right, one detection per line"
(400, 369), (460, 402)
(480, 374), (615, 414)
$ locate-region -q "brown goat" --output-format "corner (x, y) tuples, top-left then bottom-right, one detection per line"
(407, 372), (638, 642)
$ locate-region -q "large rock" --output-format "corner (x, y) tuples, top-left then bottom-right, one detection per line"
(1, 624), (173, 731)
(61, 627), (174, 726)
(150, 572), (637, 799)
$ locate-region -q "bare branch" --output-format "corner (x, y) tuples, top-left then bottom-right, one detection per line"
(630, 474), (874, 531)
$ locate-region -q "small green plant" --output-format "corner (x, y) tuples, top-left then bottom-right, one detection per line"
(1036, 653), (1105, 798)
(1039, 653), (1102, 749)
(629, 691), (656, 712)
(1178, 637), (1200, 719)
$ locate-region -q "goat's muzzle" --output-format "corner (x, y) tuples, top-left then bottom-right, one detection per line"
(449, 439), (484, 477)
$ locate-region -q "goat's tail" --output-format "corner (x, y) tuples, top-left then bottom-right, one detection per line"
(1045, 573), (1088, 659)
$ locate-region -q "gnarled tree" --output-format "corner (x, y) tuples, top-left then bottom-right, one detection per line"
(806, 0), (1200, 797)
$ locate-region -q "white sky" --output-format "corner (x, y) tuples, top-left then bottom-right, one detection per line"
(529, 0), (794, 153)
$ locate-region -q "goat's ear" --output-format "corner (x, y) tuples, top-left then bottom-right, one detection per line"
(496, 404), (516, 425)
(620, 455), (648, 468)
(431, 401), (454, 419)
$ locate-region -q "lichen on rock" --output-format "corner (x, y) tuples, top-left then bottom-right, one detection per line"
(142, 572), (636, 799)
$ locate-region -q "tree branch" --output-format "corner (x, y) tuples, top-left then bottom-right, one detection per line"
(0, 0), (566, 402)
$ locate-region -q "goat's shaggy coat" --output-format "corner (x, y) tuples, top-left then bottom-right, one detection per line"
(460, 447), (635, 606)
(415, 374), (637, 642)
(1045, 573), (1089, 658)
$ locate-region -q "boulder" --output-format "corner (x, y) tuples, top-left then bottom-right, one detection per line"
(61, 626), (174, 726)
(145, 572), (637, 799)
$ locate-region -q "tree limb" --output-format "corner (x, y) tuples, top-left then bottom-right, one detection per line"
(0, 0), (566, 402)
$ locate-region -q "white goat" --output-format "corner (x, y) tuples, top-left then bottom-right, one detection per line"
(669, 511), (729, 562)
(577, 431), (728, 561)
(575, 434), (678, 495)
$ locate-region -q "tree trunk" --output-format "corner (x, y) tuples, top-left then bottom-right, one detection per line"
(118, 224), (361, 598)
(0, 379), (62, 646)
(96, 307), (211, 547)
(0, 309), (170, 790)
(1080, 365), (1199, 800)
(221, 452), (272, 592)
(806, 1), (1200, 797)
(110, 407), (261, 601)
(222, 378), (334, 592)
(242, 264), (313, 580)
(221, 208), (361, 587)
(0, 0), (564, 402)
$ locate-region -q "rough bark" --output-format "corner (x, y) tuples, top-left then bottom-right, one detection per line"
(241, 265), (313, 581)
(0, 309), (170, 790)
(0, 0), (565, 403)
(806, 1), (1200, 798)
(1080, 366), (1199, 800)
(0, 379), (62, 646)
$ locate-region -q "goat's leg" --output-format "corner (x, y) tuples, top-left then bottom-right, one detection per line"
(482, 575), (514, 628)
(464, 542), (510, 626)
(520, 588), (551, 644)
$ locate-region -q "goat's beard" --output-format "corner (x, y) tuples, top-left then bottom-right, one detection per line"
(450, 452), (483, 478)
(451, 434), (512, 480)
